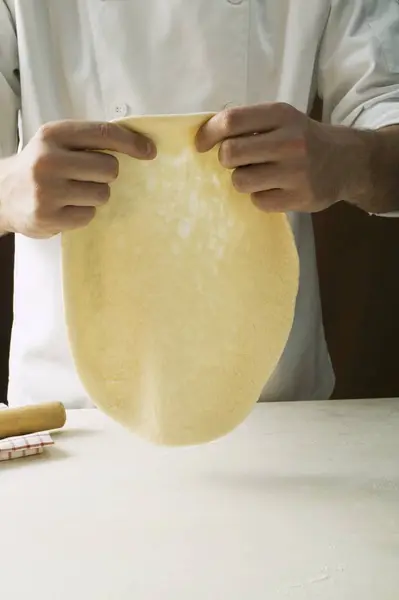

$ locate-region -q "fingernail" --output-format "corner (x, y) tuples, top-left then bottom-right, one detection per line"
(143, 139), (156, 158)
(195, 132), (205, 153)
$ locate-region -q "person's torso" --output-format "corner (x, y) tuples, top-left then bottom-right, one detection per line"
(8, 0), (334, 407)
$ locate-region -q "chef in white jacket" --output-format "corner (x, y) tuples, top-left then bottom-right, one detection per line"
(0, 1), (399, 409)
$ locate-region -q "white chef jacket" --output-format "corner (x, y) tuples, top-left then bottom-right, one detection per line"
(1, 0), (399, 408)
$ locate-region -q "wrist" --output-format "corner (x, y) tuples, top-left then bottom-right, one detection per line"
(331, 124), (399, 213)
(327, 125), (376, 210)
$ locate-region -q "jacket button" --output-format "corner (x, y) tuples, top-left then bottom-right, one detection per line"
(113, 103), (129, 118)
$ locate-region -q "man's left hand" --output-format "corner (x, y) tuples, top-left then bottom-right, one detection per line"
(196, 103), (372, 213)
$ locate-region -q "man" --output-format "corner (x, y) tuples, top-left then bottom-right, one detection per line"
(0, 0), (399, 409)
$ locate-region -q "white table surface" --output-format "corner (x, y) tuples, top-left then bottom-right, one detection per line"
(1, 399), (399, 600)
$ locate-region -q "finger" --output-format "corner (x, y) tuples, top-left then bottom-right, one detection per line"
(59, 205), (97, 230)
(219, 130), (305, 169)
(49, 149), (120, 183)
(196, 103), (293, 152)
(253, 189), (329, 213)
(39, 120), (157, 160)
(251, 189), (300, 213)
(47, 180), (110, 208)
(232, 163), (294, 195)
(60, 181), (111, 207)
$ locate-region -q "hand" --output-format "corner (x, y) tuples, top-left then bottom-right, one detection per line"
(195, 103), (371, 213)
(0, 120), (156, 238)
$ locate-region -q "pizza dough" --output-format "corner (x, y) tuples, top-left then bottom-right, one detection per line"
(62, 113), (299, 446)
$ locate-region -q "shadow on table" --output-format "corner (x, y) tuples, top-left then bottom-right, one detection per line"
(51, 427), (99, 441)
(201, 470), (399, 499)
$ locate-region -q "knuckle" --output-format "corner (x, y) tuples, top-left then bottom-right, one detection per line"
(277, 136), (307, 159)
(219, 139), (237, 168)
(221, 107), (240, 133)
(36, 121), (58, 142)
(275, 102), (294, 121)
(97, 122), (113, 141)
(290, 130), (307, 149)
(31, 151), (54, 180)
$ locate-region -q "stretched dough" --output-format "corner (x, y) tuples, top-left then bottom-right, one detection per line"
(62, 113), (299, 446)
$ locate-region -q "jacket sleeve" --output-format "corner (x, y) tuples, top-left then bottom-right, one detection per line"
(318, 0), (399, 129)
(318, 0), (399, 216)
(0, 0), (20, 158)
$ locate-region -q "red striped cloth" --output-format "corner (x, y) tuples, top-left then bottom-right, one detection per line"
(0, 432), (54, 462)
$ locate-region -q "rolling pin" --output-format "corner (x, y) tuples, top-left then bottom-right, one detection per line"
(0, 402), (67, 439)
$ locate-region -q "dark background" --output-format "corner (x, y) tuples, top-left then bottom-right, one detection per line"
(0, 233), (13, 403)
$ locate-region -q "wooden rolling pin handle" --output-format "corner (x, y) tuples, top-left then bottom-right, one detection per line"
(0, 402), (67, 439)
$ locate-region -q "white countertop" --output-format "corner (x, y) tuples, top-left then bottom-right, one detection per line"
(1, 398), (399, 600)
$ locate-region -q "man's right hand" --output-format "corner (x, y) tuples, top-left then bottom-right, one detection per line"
(0, 120), (156, 238)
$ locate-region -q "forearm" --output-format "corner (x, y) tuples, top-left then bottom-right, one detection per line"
(335, 125), (399, 214)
